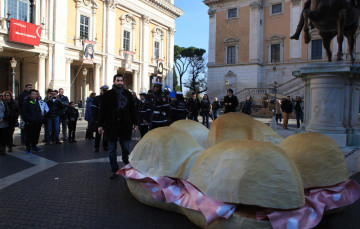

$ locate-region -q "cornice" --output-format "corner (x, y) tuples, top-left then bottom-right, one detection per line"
(203, 0), (239, 7)
(139, 0), (184, 19)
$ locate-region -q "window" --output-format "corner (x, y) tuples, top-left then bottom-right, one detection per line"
(80, 15), (89, 40)
(227, 8), (237, 18)
(271, 44), (280, 63)
(311, 39), (322, 60)
(154, 41), (160, 59)
(123, 30), (130, 51)
(7, 0), (33, 23)
(271, 3), (282, 14)
(227, 46), (236, 64)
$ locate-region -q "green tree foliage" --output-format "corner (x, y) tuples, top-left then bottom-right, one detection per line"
(172, 67), (180, 92)
(174, 45), (206, 92)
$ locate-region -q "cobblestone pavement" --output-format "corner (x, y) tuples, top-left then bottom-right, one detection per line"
(0, 118), (359, 228)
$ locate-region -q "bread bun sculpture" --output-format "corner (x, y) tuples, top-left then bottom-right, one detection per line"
(119, 114), (360, 228)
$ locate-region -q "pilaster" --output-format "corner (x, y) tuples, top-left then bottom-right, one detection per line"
(249, 1), (264, 64)
(290, 0), (302, 60)
(208, 9), (216, 65)
(95, 63), (102, 95)
(37, 53), (48, 97)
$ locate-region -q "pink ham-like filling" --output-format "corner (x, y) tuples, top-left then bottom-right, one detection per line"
(118, 164), (360, 228)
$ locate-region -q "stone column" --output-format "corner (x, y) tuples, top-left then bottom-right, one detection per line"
(66, 58), (73, 99)
(141, 15), (150, 91)
(208, 9), (216, 65)
(95, 63), (101, 95)
(37, 53), (47, 97)
(290, 0), (302, 60)
(132, 70), (138, 93)
(168, 28), (175, 89)
(249, 1), (263, 64)
(105, 1), (116, 85)
(293, 63), (360, 147)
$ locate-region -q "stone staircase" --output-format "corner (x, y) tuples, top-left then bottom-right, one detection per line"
(235, 77), (305, 103)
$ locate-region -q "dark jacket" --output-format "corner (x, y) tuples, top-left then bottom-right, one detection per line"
(281, 99), (293, 113)
(18, 90), (29, 113)
(171, 99), (187, 122)
(138, 99), (152, 126)
(85, 97), (93, 122)
(58, 95), (69, 119)
(152, 90), (171, 125)
(200, 100), (211, 113)
(242, 100), (252, 115)
(91, 95), (103, 123)
(65, 107), (79, 122)
(212, 101), (220, 111)
(4, 100), (19, 127)
(187, 97), (201, 113)
(98, 87), (138, 141)
(224, 95), (238, 113)
(46, 98), (63, 117)
(22, 99), (42, 124)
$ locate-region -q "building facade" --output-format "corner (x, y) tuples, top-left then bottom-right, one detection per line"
(204, 0), (360, 102)
(0, 0), (183, 103)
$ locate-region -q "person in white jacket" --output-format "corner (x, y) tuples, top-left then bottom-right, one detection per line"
(37, 91), (49, 116)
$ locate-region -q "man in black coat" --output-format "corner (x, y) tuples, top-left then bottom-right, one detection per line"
(18, 83), (32, 145)
(187, 92), (200, 121)
(242, 96), (252, 115)
(45, 90), (63, 144)
(151, 82), (170, 129)
(92, 85), (109, 152)
(281, 96), (293, 129)
(224, 89), (238, 113)
(22, 89), (43, 154)
(98, 74), (138, 179)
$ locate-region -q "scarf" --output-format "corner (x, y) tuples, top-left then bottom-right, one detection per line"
(113, 84), (128, 110)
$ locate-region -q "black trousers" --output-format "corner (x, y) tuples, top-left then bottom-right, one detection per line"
(95, 131), (108, 150)
(25, 123), (41, 150)
(0, 127), (8, 150)
(68, 121), (77, 141)
(139, 125), (149, 138)
(6, 127), (15, 147)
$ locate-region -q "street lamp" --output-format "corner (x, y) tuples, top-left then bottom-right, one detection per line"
(10, 58), (17, 100)
(83, 68), (88, 107)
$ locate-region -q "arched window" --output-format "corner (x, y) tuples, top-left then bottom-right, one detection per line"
(6, 0), (33, 23)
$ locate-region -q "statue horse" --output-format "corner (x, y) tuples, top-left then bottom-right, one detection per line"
(290, 0), (360, 63)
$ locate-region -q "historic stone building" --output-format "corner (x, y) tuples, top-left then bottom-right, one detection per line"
(204, 0), (360, 102)
(0, 0), (183, 103)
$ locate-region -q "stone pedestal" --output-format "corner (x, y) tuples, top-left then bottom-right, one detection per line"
(293, 62), (360, 147)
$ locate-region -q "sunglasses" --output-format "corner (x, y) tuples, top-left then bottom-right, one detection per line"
(4, 95), (10, 97)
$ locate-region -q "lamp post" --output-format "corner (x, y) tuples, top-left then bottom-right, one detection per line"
(83, 68), (88, 107)
(10, 58), (17, 100)
(225, 79), (230, 90)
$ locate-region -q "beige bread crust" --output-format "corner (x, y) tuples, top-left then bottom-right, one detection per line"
(206, 113), (283, 148)
(170, 120), (209, 148)
(279, 133), (349, 189)
(129, 127), (203, 180)
(188, 140), (305, 209)
(127, 179), (272, 229)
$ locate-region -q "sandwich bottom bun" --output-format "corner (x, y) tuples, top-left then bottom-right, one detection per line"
(126, 179), (272, 229)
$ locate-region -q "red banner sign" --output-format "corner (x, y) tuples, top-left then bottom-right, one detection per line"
(9, 18), (42, 46)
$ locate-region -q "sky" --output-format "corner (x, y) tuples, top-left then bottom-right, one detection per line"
(174, 0), (209, 51)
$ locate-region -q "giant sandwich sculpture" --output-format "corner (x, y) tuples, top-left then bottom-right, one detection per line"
(118, 113), (360, 228)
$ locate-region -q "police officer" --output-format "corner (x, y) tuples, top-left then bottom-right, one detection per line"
(151, 82), (170, 129)
(171, 92), (187, 123)
(138, 91), (152, 137)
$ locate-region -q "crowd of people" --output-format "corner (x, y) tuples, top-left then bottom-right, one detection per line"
(275, 95), (304, 129)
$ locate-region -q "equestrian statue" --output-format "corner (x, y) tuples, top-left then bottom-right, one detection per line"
(290, 0), (360, 63)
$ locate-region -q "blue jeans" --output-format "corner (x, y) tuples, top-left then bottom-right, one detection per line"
(46, 116), (60, 142)
(296, 111), (304, 128)
(202, 112), (209, 128)
(108, 139), (130, 172)
(213, 110), (219, 120)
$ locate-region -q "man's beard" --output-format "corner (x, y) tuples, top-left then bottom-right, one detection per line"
(116, 84), (123, 88)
